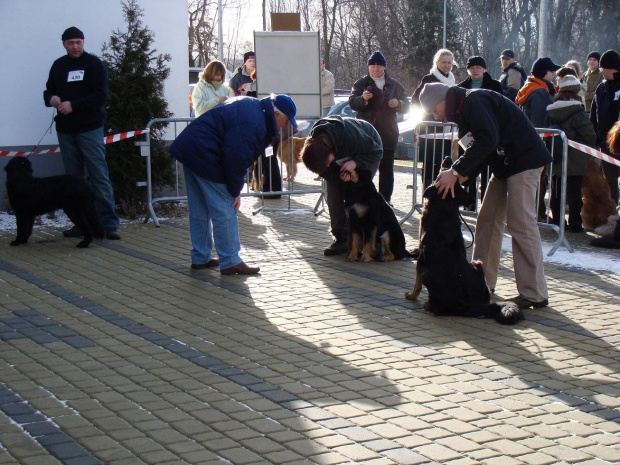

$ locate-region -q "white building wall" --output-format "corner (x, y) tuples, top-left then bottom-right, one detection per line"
(0, 0), (188, 149)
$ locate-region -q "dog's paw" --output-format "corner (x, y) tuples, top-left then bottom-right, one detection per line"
(76, 240), (90, 248)
(10, 240), (21, 246)
(345, 255), (357, 262)
(405, 290), (419, 300)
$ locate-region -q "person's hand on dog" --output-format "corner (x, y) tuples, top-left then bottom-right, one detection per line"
(340, 160), (357, 182)
(232, 196), (241, 211)
(435, 169), (468, 199)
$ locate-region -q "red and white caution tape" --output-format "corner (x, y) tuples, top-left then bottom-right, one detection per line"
(0, 129), (150, 158)
(567, 139), (620, 167)
(542, 133), (620, 167)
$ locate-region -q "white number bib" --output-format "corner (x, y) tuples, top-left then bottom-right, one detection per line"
(67, 70), (85, 82)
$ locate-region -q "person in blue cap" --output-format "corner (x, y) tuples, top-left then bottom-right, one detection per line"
(169, 94), (297, 275)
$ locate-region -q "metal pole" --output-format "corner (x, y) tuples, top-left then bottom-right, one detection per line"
(443, 0), (447, 49)
(218, 0), (223, 59)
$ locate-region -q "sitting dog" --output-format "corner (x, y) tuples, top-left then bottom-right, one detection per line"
(4, 157), (104, 248)
(277, 136), (306, 181)
(344, 168), (413, 262)
(405, 181), (523, 325)
(581, 158), (619, 247)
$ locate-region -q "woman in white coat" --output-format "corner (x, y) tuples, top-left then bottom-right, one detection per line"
(192, 60), (235, 117)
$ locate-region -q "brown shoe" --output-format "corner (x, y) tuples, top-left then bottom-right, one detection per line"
(191, 259), (219, 270)
(220, 262), (260, 275)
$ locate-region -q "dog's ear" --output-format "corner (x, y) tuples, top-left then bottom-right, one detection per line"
(422, 184), (439, 201)
(453, 183), (474, 207)
(440, 156), (453, 170)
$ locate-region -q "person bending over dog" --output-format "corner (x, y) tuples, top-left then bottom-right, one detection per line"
(420, 83), (553, 310)
(300, 115), (383, 255)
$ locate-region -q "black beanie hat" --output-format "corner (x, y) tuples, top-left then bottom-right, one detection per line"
(62, 27), (84, 41)
(367, 51), (387, 67)
(467, 56), (487, 69)
(587, 51), (600, 62)
(600, 50), (620, 70)
(243, 51), (255, 63)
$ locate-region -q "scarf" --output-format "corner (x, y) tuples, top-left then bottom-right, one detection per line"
(515, 77), (555, 105)
(431, 67), (456, 86)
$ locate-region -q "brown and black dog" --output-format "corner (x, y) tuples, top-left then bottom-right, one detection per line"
(405, 180), (523, 325)
(343, 169), (413, 262)
(4, 157), (104, 248)
(277, 136), (307, 181)
(581, 158), (619, 247)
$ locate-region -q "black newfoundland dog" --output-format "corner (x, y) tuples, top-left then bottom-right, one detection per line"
(4, 157), (104, 248)
(405, 176), (523, 325)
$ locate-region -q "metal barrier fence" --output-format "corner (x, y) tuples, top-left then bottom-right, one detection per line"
(137, 117), (325, 227)
(399, 122), (573, 257)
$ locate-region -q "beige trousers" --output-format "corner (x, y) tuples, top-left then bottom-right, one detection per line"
(473, 167), (548, 301)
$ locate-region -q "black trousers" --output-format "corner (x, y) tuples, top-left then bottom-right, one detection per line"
(551, 175), (583, 228)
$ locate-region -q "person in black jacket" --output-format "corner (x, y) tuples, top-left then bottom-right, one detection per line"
(499, 49), (527, 102)
(44, 27), (120, 240)
(590, 50), (620, 203)
(458, 56), (502, 203)
(458, 56), (502, 93)
(349, 51), (409, 203)
(420, 83), (552, 310)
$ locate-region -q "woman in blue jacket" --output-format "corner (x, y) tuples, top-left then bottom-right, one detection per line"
(169, 94), (297, 275)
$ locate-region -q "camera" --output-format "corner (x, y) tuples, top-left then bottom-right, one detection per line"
(365, 86), (373, 92)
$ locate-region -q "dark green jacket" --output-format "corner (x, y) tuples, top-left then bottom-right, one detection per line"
(308, 115), (383, 171)
(545, 100), (596, 176)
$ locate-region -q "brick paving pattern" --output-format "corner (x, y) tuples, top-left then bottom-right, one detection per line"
(0, 165), (618, 464)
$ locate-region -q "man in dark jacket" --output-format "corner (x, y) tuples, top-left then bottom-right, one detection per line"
(349, 51), (409, 203)
(169, 94), (297, 275)
(44, 26), (120, 240)
(229, 51), (255, 96)
(590, 49), (620, 202)
(420, 83), (552, 310)
(301, 116), (383, 255)
(499, 49), (527, 102)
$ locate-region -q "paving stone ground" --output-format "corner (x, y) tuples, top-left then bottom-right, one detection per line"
(0, 164), (619, 464)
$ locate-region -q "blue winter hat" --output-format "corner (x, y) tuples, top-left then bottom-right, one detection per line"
(367, 51), (387, 67)
(272, 94), (297, 129)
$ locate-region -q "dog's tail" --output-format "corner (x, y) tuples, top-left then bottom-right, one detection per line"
(590, 237), (620, 249)
(485, 301), (524, 325)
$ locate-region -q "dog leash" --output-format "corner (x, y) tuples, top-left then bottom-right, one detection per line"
(26, 111), (56, 159)
(458, 210), (475, 248)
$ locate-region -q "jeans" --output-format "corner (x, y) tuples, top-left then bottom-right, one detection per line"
(57, 127), (119, 229)
(183, 166), (242, 269)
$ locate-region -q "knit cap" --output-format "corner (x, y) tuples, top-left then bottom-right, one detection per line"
(419, 83), (450, 113)
(467, 56), (487, 69)
(558, 75), (582, 93)
(367, 51), (387, 67)
(600, 50), (620, 70)
(62, 27), (84, 41)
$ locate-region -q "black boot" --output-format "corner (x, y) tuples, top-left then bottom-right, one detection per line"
(324, 237), (349, 256)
